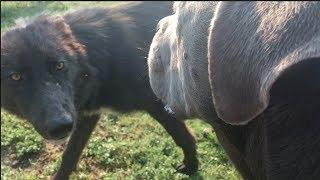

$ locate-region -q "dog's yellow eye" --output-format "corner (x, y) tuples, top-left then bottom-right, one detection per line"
(56, 62), (64, 70)
(11, 73), (21, 81)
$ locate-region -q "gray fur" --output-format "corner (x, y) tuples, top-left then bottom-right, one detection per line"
(148, 1), (320, 124)
(208, 2), (320, 125)
(147, 2), (320, 179)
(148, 2), (218, 120)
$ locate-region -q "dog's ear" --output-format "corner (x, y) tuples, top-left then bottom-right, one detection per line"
(208, 2), (320, 125)
(51, 16), (69, 31)
(209, 45), (319, 126)
(49, 16), (86, 58)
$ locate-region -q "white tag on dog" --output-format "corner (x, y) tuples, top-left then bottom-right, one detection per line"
(164, 105), (175, 115)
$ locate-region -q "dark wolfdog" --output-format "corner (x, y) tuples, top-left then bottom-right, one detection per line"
(1, 2), (198, 179)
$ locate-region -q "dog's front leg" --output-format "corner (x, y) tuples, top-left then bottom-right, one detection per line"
(54, 112), (100, 180)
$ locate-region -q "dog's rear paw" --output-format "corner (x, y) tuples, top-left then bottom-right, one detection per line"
(52, 173), (69, 180)
(175, 163), (198, 176)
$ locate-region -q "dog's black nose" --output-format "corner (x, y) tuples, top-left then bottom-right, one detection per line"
(46, 116), (73, 139)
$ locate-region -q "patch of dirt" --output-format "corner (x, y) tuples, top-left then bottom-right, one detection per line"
(32, 143), (66, 175)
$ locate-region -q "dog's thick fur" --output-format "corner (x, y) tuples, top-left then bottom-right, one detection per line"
(209, 1), (320, 125)
(148, 2), (218, 121)
(148, 2), (320, 179)
(1, 2), (199, 179)
(208, 2), (320, 179)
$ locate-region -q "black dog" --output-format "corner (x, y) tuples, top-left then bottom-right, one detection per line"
(1, 2), (198, 179)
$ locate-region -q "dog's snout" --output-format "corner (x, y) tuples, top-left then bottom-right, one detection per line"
(46, 115), (73, 139)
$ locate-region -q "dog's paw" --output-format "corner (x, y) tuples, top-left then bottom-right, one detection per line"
(175, 162), (198, 176)
(52, 173), (69, 180)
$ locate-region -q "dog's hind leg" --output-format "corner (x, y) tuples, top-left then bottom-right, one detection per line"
(148, 108), (198, 176)
(54, 113), (100, 180)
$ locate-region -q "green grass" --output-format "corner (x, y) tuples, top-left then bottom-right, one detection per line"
(0, 1), (125, 31)
(1, 1), (240, 179)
